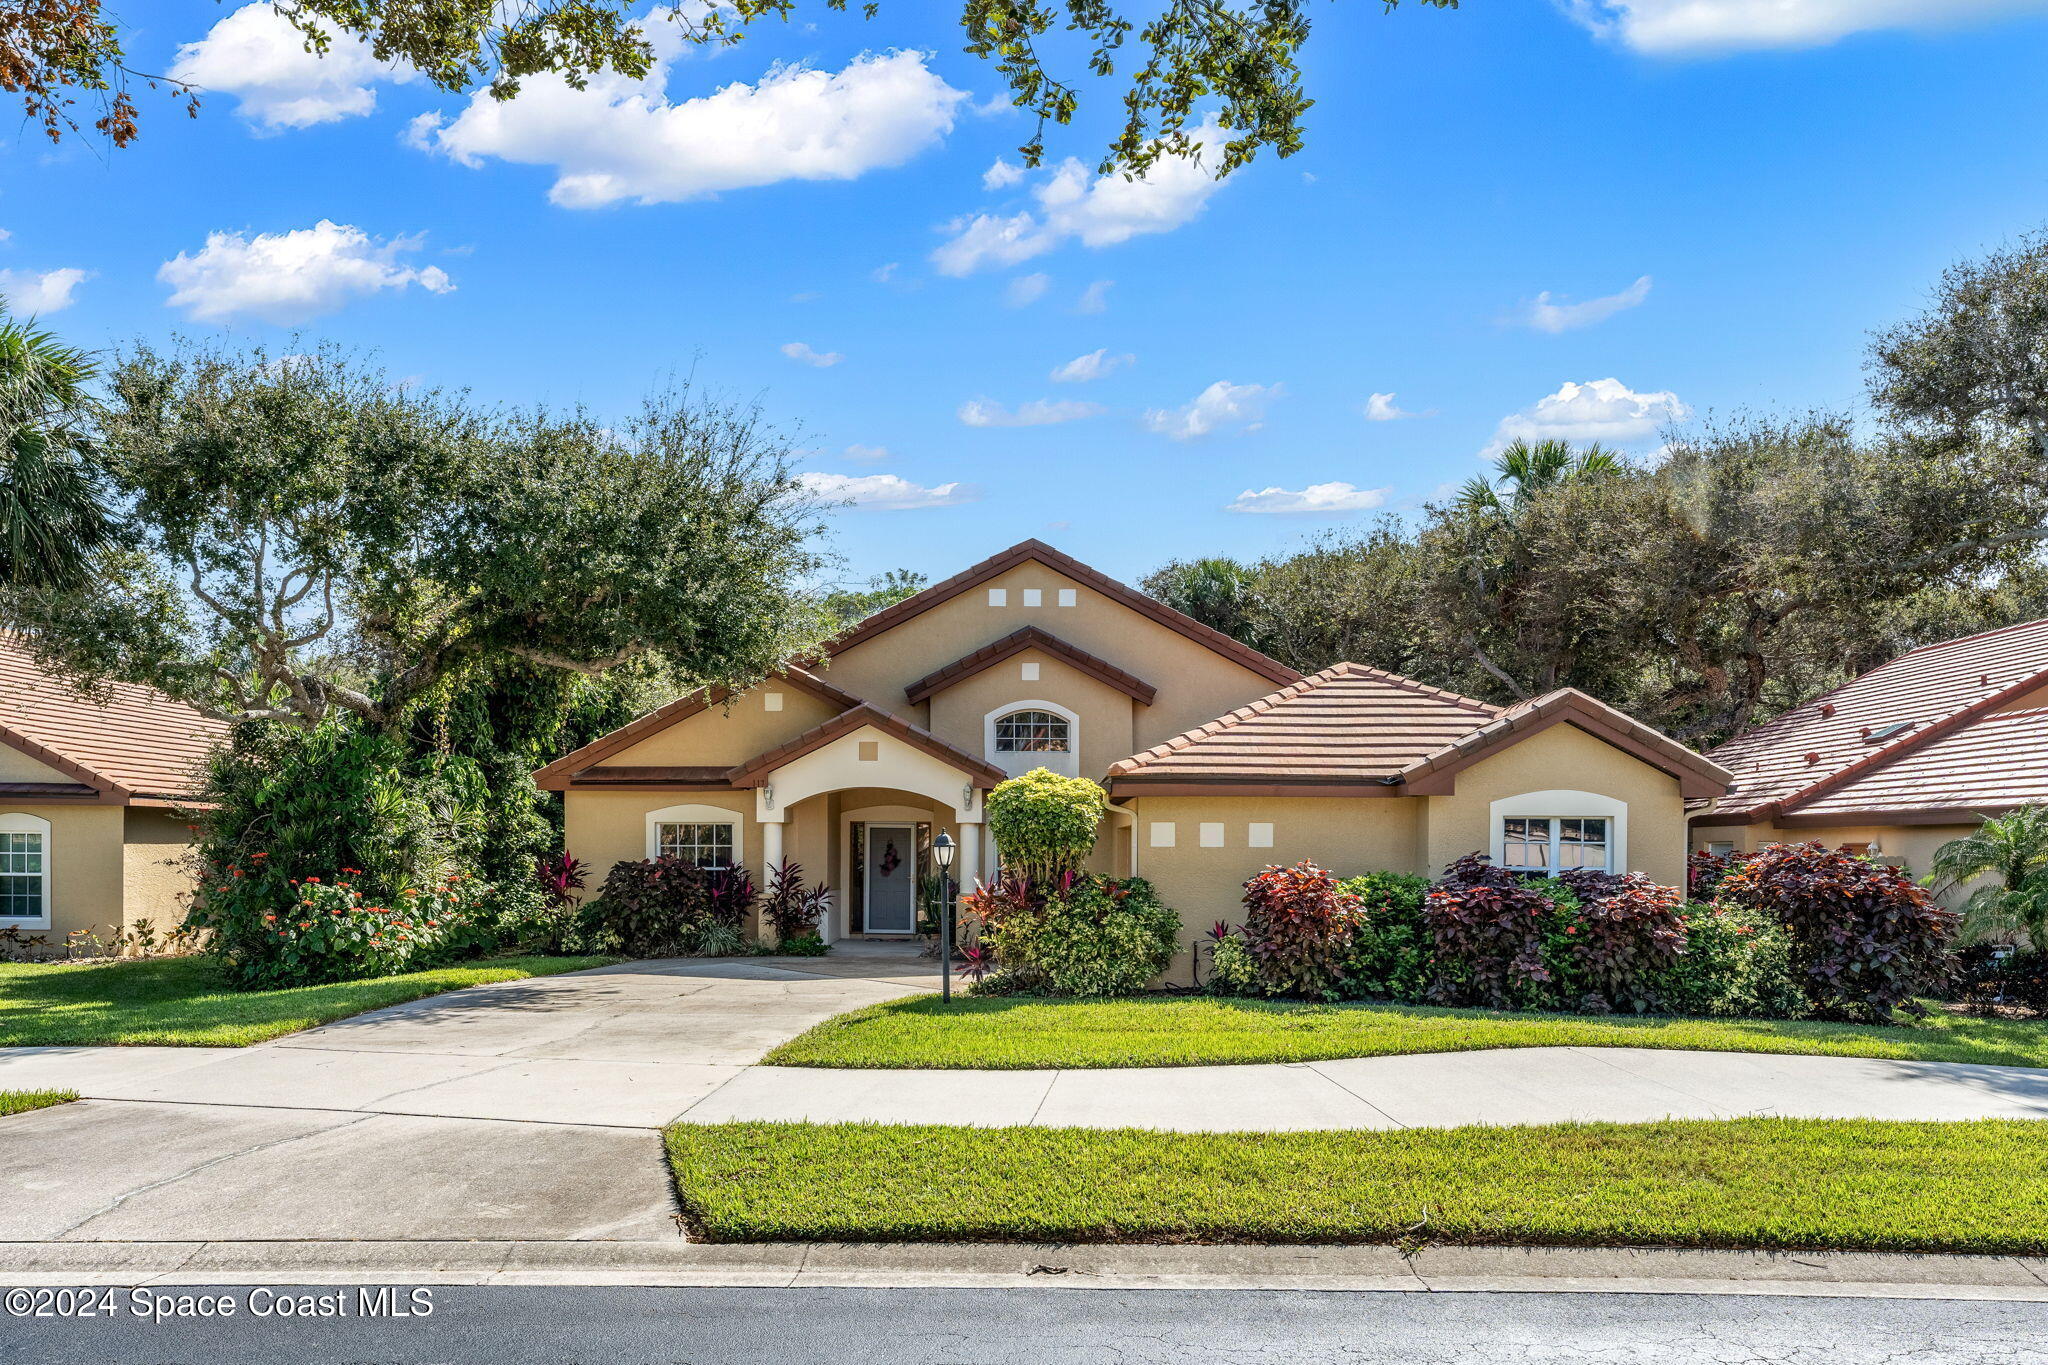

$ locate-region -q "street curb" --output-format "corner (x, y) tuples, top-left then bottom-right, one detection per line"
(3, 1241), (2045, 1300)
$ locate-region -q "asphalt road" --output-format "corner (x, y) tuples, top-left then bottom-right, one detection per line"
(4, 1286), (2047, 1364)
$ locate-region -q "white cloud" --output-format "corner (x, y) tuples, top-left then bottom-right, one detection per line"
(931, 121), (1228, 275)
(158, 221), (454, 324)
(871, 262), (899, 283)
(1364, 391), (1426, 421)
(1562, 0), (2048, 54)
(800, 471), (977, 508)
(0, 267), (92, 314)
(416, 49), (967, 207)
(170, 2), (415, 131)
(844, 443), (891, 461)
(1144, 380), (1280, 440)
(1004, 272), (1050, 307)
(781, 341), (844, 367)
(1517, 275), (1652, 333)
(1075, 279), (1113, 314)
(1050, 348), (1134, 383)
(957, 397), (1103, 427)
(1225, 482), (1388, 516)
(1487, 378), (1689, 452)
(982, 157), (1026, 190)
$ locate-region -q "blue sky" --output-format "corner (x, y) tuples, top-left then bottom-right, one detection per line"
(14, 0), (2048, 586)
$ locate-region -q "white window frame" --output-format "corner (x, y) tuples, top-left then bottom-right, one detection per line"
(983, 699), (1080, 778)
(1705, 840), (1735, 857)
(1488, 789), (1626, 876)
(0, 812), (51, 928)
(645, 803), (745, 870)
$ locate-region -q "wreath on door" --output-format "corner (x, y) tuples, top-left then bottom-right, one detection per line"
(879, 840), (901, 877)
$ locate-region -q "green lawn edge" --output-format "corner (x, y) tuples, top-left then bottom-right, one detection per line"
(0, 1088), (76, 1117)
(0, 953), (620, 1048)
(666, 1117), (2048, 1254)
(763, 994), (2048, 1071)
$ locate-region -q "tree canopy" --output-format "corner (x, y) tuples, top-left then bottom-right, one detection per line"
(18, 0), (1457, 174)
(4, 342), (832, 733)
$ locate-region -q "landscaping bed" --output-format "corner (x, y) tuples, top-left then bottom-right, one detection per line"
(764, 993), (2048, 1070)
(0, 954), (617, 1047)
(665, 1117), (2048, 1253)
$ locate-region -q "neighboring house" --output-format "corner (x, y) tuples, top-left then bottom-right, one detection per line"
(0, 637), (227, 946)
(1692, 618), (2048, 891)
(538, 540), (1729, 968)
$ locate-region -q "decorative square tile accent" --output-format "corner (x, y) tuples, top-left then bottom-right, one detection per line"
(1148, 822), (1176, 848)
(763, 692), (784, 712)
(857, 741), (880, 762)
(1200, 822), (1224, 848)
(1057, 588), (1077, 607)
(987, 588), (1007, 607)
(1022, 588), (1042, 607)
(1248, 822), (1274, 848)
(1021, 661), (1040, 681)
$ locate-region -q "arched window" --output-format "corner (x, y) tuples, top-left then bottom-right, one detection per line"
(993, 709), (1070, 753)
(645, 803), (743, 869)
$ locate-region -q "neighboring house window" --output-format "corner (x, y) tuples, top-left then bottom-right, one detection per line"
(0, 813), (50, 927)
(986, 701), (1080, 778)
(1500, 817), (1610, 874)
(1706, 840), (1735, 856)
(994, 710), (1069, 753)
(645, 804), (744, 869)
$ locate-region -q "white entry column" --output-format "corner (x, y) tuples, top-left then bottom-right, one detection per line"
(957, 822), (982, 891)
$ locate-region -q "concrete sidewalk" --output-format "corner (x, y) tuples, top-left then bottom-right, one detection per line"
(4, 1239), (2047, 1301)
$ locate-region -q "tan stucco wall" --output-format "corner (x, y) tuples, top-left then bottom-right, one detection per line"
(818, 561), (1280, 753)
(1421, 723), (1689, 888)
(563, 789), (763, 908)
(1990, 680), (2048, 712)
(0, 745), (74, 783)
(607, 686), (841, 766)
(121, 808), (198, 930)
(0, 802), (124, 945)
(926, 648), (1138, 785)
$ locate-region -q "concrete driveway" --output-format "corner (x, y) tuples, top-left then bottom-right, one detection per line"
(0, 951), (933, 1244)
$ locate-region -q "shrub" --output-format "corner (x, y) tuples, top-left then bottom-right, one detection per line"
(985, 769), (1107, 880)
(1423, 864), (1554, 1009)
(582, 857), (715, 957)
(188, 870), (490, 989)
(1649, 901), (1805, 1018)
(1688, 848), (1749, 898)
(1240, 862), (1362, 999)
(1554, 875), (1687, 1014)
(1206, 928), (1260, 996)
(972, 873), (1180, 997)
(1945, 945), (2048, 1017)
(1718, 841), (1958, 1022)
(762, 861), (831, 946)
(773, 932), (829, 958)
(706, 867), (760, 930)
(1335, 871), (1431, 1000)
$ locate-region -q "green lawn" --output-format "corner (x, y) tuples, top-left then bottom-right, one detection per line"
(0, 1088), (75, 1117)
(0, 954), (617, 1047)
(667, 1118), (2048, 1252)
(764, 994), (2048, 1071)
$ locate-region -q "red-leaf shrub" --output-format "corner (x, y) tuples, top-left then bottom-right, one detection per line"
(1687, 848), (1749, 897)
(1717, 841), (1958, 1022)
(586, 856), (719, 957)
(1562, 875), (1688, 1013)
(761, 860), (831, 946)
(1240, 862), (1362, 998)
(1438, 851), (1520, 890)
(1424, 879), (1553, 1007)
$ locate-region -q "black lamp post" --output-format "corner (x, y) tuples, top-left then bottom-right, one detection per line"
(931, 832), (955, 1002)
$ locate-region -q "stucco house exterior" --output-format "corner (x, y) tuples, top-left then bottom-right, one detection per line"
(538, 540), (1730, 965)
(1691, 618), (2048, 890)
(0, 637), (225, 947)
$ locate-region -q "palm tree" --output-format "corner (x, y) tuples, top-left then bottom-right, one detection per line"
(0, 308), (108, 591)
(1930, 805), (2048, 953)
(1457, 438), (1623, 516)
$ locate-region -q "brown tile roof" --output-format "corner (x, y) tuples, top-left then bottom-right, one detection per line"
(0, 635), (227, 801)
(1106, 663), (1501, 790)
(1701, 617), (2048, 822)
(904, 626), (1157, 706)
(1399, 688), (1733, 800)
(532, 666), (863, 791)
(823, 539), (1302, 686)
(724, 703), (1005, 788)
(1776, 706), (2048, 822)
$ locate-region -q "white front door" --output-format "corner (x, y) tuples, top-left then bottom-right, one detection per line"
(863, 823), (918, 935)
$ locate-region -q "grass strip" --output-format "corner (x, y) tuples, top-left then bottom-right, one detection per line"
(0, 954), (618, 1047)
(765, 994), (2048, 1071)
(0, 1088), (76, 1118)
(666, 1117), (2048, 1253)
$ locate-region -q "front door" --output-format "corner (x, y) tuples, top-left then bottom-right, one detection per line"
(863, 822), (917, 934)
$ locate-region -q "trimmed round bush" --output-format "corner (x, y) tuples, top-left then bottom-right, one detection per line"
(985, 768), (1107, 880)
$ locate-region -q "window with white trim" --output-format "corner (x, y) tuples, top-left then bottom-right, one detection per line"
(0, 814), (50, 926)
(1706, 840), (1735, 857)
(655, 822), (734, 869)
(1501, 817), (1610, 874)
(993, 709), (1069, 753)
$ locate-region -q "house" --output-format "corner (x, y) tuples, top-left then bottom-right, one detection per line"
(1692, 617), (2048, 888)
(0, 636), (226, 946)
(538, 540), (1729, 967)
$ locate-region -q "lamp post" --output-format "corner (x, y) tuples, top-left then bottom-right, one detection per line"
(931, 832), (955, 1002)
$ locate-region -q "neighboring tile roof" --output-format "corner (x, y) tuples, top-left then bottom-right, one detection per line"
(1701, 617), (2048, 822)
(0, 635), (227, 801)
(1107, 663), (1502, 787)
(1785, 707), (2048, 819)
(823, 539), (1302, 686)
(724, 703), (1005, 788)
(904, 626), (1157, 706)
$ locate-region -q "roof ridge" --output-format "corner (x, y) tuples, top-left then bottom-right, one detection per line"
(1897, 615), (2048, 659)
(1330, 661), (1501, 715)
